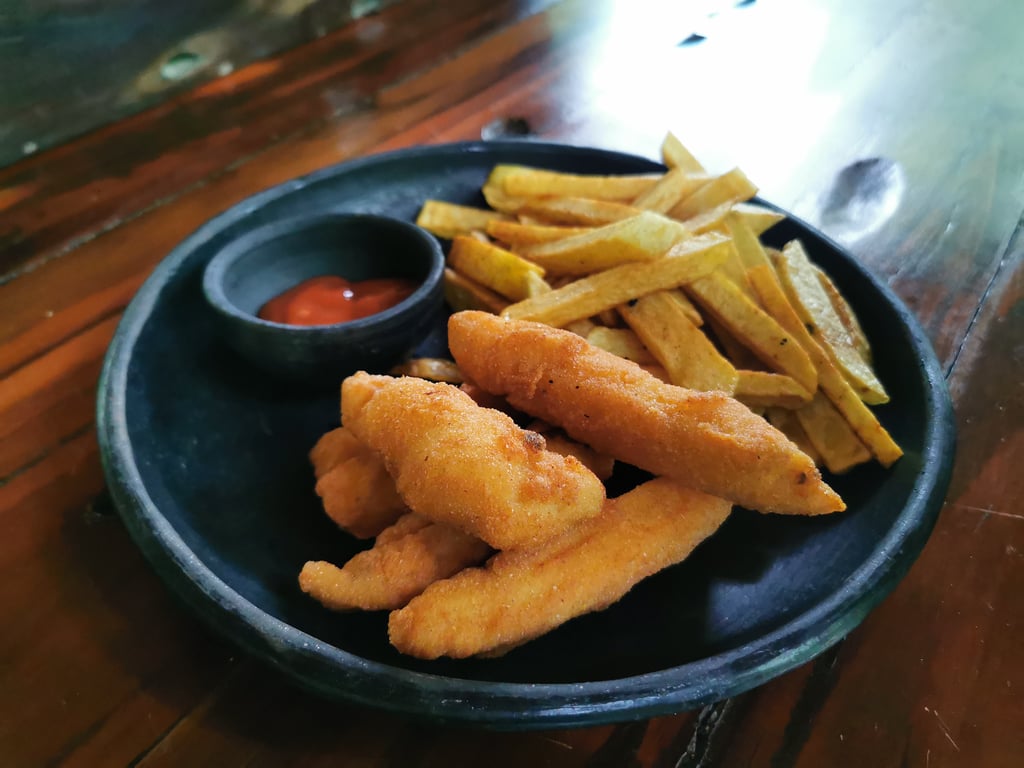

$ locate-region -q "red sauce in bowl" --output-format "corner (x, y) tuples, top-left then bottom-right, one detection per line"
(258, 275), (417, 326)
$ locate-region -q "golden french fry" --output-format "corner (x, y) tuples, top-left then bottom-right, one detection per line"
(746, 263), (902, 466)
(764, 407), (821, 465)
(494, 164), (662, 201)
(502, 234), (731, 327)
(702, 314), (761, 369)
(732, 202), (785, 235)
(661, 131), (705, 173)
(586, 326), (654, 364)
(734, 370), (813, 409)
(670, 168), (758, 221)
(391, 358), (463, 384)
(632, 169), (711, 214)
(415, 200), (511, 239)
(723, 210), (773, 272)
(687, 272), (818, 393)
(660, 288), (702, 326)
(519, 197), (642, 226)
(815, 265), (872, 363)
(443, 267), (508, 314)
(485, 219), (591, 247)
(620, 290), (738, 393)
(776, 241), (888, 404)
(795, 391), (873, 474)
(518, 211), (690, 275)
(447, 236), (547, 301)
(482, 166), (529, 213)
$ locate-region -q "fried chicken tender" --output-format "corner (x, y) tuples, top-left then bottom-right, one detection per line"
(388, 478), (732, 659)
(341, 372), (607, 550)
(448, 311), (844, 516)
(310, 427), (408, 538)
(299, 516), (491, 611)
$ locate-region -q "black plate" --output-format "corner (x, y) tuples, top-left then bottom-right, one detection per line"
(97, 142), (955, 729)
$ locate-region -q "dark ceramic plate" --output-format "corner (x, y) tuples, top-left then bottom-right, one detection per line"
(97, 142), (955, 729)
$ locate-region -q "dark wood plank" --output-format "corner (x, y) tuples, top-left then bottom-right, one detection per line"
(0, 0), (404, 168)
(0, 432), (235, 766)
(0, 0), (555, 283)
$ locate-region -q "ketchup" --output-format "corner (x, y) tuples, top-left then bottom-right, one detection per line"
(258, 275), (416, 326)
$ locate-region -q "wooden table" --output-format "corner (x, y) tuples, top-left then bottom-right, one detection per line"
(2, 0), (1021, 764)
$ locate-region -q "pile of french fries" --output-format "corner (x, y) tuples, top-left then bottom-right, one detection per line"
(411, 132), (901, 475)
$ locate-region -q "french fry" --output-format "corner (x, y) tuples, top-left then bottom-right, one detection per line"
(686, 271), (818, 394)
(734, 370), (813, 409)
(775, 241), (889, 404)
(702, 314), (762, 369)
(494, 164), (662, 201)
(661, 131), (705, 173)
(666, 288), (703, 327)
(586, 326), (654, 364)
(795, 391), (873, 474)
(391, 358), (463, 383)
(764, 407), (821, 465)
(620, 290), (739, 393)
(502, 234), (731, 327)
(632, 169), (711, 214)
(670, 168), (758, 221)
(519, 197), (642, 226)
(746, 262), (902, 466)
(732, 202), (785, 235)
(415, 200), (511, 240)
(485, 219), (591, 247)
(517, 211), (690, 275)
(482, 165), (528, 213)
(816, 265), (872, 363)
(443, 267), (508, 314)
(447, 236), (548, 301)
(723, 210), (774, 271)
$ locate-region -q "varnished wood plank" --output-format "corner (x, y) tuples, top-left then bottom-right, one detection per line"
(0, 0), (557, 283)
(0, 432), (235, 765)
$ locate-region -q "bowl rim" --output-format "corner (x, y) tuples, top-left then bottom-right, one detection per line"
(201, 210), (445, 332)
(97, 140), (956, 730)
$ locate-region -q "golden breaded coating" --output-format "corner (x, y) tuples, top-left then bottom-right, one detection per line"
(388, 478), (732, 659)
(448, 311), (844, 516)
(309, 427), (364, 480)
(314, 452), (407, 539)
(341, 372), (607, 550)
(299, 522), (491, 612)
(374, 512), (433, 545)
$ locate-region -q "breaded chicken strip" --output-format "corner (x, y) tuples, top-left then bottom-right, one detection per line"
(448, 311), (844, 516)
(388, 478), (731, 659)
(299, 517), (491, 612)
(341, 373), (607, 550)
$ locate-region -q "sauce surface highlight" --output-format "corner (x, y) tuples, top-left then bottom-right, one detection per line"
(258, 275), (416, 326)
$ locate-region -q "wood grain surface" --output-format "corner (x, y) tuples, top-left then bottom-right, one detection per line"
(1, 0), (1021, 765)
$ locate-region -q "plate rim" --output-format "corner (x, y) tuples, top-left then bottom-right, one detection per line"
(96, 140), (956, 729)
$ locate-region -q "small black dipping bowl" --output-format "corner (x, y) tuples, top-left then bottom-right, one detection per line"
(202, 212), (444, 383)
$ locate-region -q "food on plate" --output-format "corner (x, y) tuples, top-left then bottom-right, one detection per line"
(501, 233), (731, 327)
(297, 131), (904, 658)
(258, 275), (416, 326)
(442, 267), (509, 314)
(388, 478), (732, 659)
(448, 310), (845, 516)
(340, 372), (607, 549)
(299, 517), (491, 611)
(516, 211), (691, 275)
(774, 241), (889, 404)
(494, 165), (662, 201)
(446, 236), (549, 301)
(415, 200), (510, 240)
(619, 289), (739, 393)
(314, 448), (407, 539)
